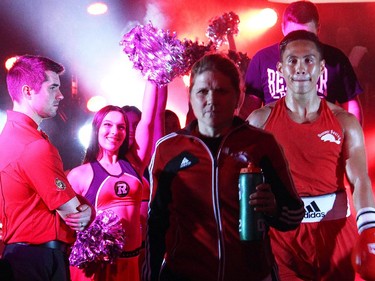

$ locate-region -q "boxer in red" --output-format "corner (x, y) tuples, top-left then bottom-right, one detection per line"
(248, 30), (375, 281)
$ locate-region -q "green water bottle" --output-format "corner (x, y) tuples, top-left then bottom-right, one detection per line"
(238, 162), (265, 241)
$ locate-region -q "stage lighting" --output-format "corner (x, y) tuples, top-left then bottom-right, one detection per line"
(87, 2), (108, 15)
(87, 96), (107, 112)
(182, 75), (190, 88)
(241, 8), (278, 32)
(78, 123), (92, 149)
(4, 56), (18, 71)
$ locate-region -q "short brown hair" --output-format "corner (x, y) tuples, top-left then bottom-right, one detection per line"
(283, 1), (320, 27)
(6, 55), (64, 102)
(189, 53), (242, 99)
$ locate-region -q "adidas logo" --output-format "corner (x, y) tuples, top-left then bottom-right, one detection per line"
(304, 200), (326, 219)
(180, 157), (192, 169)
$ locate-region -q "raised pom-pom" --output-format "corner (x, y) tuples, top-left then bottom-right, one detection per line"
(120, 22), (186, 86)
(206, 11), (240, 47)
(181, 39), (217, 75)
(69, 209), (125, 268)
(227, 50), (251, 76)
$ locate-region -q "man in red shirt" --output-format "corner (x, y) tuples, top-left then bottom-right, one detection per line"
(0, 55), (94, 281)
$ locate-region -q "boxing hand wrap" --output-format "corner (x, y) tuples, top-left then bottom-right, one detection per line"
(356, 207), (375, 234)
(352, 207), (375, 280)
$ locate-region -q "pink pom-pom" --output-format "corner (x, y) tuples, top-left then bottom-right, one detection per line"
(181, 39), (217, 75)
(227, 50), (251, 76)
(120, 22), (186, 86)
(69, 209), (125, 268)
(206, 12), (240, 47)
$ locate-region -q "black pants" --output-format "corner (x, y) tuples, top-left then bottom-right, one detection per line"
(2, 243), (70, 281)
(159, 264), (280, 281)
(159, 265), (191, 281)
(0, 258), (14, 281)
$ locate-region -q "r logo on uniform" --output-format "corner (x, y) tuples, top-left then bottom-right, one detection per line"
(115, 181), (129, 197)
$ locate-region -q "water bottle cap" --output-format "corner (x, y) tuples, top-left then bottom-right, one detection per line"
(240, 162), (262, 173)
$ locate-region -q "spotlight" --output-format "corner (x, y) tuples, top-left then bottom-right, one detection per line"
(4, 56), (18, 71)
(182, 74), (190, 88)
(241, 8), (278, 32)
(78, 123), (92, 149)
(87, 2), (108, 15)
(87, 96), (107, 112)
